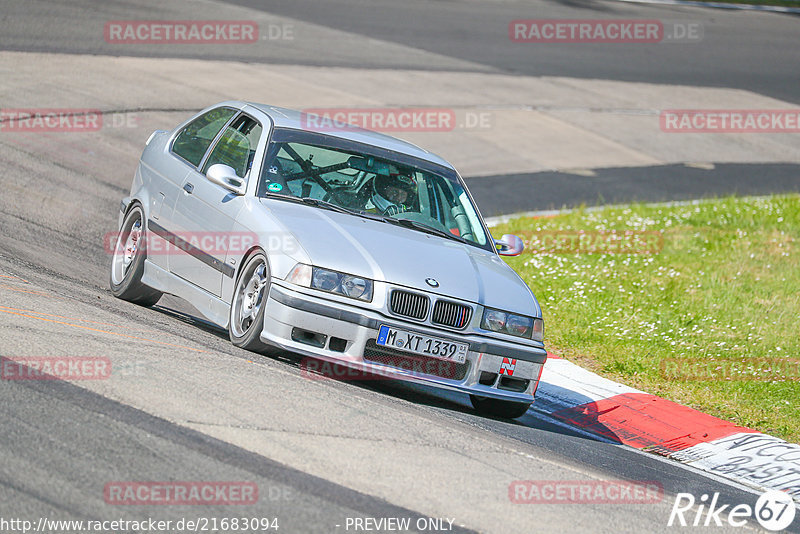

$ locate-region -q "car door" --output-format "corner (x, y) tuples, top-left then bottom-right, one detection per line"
(148, 106), (238, 271)
(168, 113), (264, 297)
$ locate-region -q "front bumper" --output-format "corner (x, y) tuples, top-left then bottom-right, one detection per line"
(261, 282), (547, 404)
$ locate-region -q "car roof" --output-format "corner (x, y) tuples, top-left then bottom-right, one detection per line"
(234, 101), (455, 170)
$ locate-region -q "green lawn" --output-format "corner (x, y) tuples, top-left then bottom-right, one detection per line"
(491, 195), (800, 442)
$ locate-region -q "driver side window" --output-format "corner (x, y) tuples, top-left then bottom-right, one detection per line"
(202, 115), (263, 179)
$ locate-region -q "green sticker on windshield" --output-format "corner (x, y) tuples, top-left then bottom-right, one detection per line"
(267, 182), (283, 192)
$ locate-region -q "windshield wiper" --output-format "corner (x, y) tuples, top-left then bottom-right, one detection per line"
(379, 216), (468, 244)
(263, 194), (354, 215)
(298, 197), (353, 213)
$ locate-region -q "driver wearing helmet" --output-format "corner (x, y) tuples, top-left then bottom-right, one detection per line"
(371, 167), (417, 215)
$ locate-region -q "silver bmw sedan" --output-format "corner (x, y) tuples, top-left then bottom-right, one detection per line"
(110, 101), (546, 418)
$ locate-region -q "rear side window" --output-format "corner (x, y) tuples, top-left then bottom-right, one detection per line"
(172, 107), (236, 167)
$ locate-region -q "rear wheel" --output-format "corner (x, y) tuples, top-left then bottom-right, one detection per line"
(229, 251), (274, 353)
(109, 203), (162, 306)
(470, 395), (531, 419)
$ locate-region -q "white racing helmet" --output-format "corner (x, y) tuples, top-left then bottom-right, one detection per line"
(372, 168), (417, 215)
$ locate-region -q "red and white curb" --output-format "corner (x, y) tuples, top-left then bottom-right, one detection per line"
(535, 353), (800, 502)
(484, 203), (799, 501)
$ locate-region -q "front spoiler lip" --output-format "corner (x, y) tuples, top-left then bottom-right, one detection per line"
(269, 284), (547, 365)
(283, 343), (535, 404)
(263, 283), (542, 404)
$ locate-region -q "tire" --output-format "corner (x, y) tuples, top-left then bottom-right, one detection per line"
(229, 251), (274, 353)
(109, 203), (163, 306)
(470, 395), (532, 419)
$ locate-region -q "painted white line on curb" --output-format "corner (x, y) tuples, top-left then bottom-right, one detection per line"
(536, 355), (800, 503)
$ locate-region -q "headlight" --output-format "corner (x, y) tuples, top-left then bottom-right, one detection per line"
(286, 264), (373, 302)
(340, 275), (370, 299)
(312, 268), (339, 291)
(506, 314), (533, 337)
(482, 309), (507, 331)
(481, 307), (542, 340)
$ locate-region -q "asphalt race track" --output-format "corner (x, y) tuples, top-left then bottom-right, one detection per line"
(1, 0), (799, 532)
(467, 162), (800, 217)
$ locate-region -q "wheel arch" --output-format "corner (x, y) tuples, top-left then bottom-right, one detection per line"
(234, 246), (270, 284)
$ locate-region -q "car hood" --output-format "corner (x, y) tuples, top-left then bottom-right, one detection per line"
(260, 199), (540, 316)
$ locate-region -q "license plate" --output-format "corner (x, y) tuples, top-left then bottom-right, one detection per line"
(376, 325), (468, 364)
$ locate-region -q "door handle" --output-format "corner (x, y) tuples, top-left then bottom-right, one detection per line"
(183, 182), (194, 194)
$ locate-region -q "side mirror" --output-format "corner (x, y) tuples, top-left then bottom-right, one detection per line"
(494, 234), (524, 256)
(207, 164), (246, 195)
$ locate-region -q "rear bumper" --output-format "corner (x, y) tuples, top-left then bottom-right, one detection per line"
(260, 282), (546, 404)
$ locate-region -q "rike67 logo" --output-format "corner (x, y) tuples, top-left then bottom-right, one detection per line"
(669, 490), (796, 531)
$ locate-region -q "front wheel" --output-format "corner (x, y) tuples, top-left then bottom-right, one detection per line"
(229, 251), (274, 353)
(109, 203), (162, 306)
(470, 395), (532, 419)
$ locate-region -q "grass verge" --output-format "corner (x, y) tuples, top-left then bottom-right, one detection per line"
(492, 194), (800, 442)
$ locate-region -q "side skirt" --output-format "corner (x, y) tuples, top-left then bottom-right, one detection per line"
(142, 260), (230, 329)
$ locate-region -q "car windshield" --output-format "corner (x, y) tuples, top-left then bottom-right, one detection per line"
(258, 129), (492, 251)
